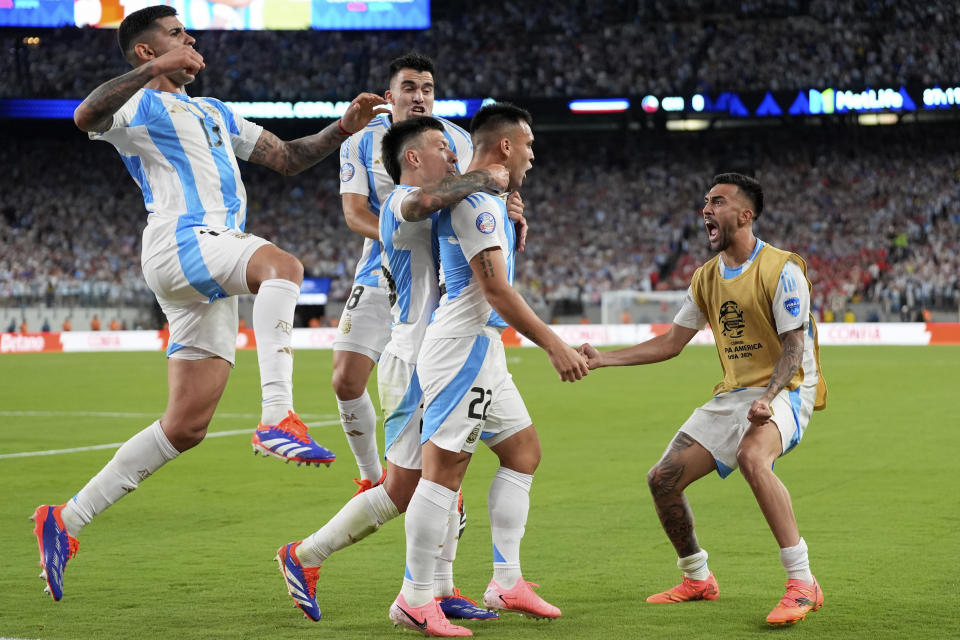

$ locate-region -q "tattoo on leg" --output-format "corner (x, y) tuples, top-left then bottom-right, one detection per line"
(654, 498), (700, 558)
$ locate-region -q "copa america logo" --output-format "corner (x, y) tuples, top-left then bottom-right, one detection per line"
(475, 212), (497, 234)
(340, 162), (355, 182)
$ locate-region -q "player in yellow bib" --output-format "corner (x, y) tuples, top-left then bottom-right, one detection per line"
(579, 173), (827, 626)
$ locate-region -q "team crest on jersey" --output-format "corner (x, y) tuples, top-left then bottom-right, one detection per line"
(475, 212), (497, 234)
(784, 297), (801, 317)
(340, 162), (356, 182)
(719, 300), (745, 338)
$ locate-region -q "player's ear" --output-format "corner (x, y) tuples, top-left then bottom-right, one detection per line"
(739, 207), (755, 225)
(500, 136), (511, 157)
(133, 42), (155, 63)
(404, 147), (420, 170)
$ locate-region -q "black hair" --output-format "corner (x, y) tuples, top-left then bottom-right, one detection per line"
(387, 52), (436, 85)
(470, 102), (533, 137)
(118, 5), (177, 62)
(712, 172), (764, 219)
(381, 116), (445, 185)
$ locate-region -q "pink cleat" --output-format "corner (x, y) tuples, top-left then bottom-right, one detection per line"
(388, 593), (472, 637)
(482, 577), (561, 619)
(646, 572), (719, 603)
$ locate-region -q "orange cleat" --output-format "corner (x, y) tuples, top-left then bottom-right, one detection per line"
(646, 573), (719, 603)
(766, 576), (823, 626)
(352, 467), (387, 496)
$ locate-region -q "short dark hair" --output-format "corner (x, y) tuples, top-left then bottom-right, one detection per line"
(713, 172), (764, 219)
(118, 5), (177, 62)
(387, 52), (435, 85)
(470, 102), (533, 138)
(381, 116), (445, 185)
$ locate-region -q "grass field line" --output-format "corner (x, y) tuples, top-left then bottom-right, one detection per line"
(0, 410), (337, 420)
(0, 419), (342, 459)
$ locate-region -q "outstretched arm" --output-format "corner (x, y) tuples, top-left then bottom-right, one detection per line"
(400, 165), (509, 222)
(472, 247), (588, 382)
(578, 323), (697, 369)
(747, 327), (804, 422)
(74, 46), (205, 132)
(248, 93), (389, 176)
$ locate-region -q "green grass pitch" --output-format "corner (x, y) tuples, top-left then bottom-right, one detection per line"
(1, 345), (957, 639)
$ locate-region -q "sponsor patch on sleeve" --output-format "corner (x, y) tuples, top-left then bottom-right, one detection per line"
(340, 162), (355, 182)
(784, 296), (801, 317)
(475, 211), (497, 234)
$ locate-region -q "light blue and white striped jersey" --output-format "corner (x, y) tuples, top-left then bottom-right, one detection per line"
(379, 185), (443, 363)
(91, 88), (263, 263)
(427, 192), (515, 339)
(339, 113), (472, 288)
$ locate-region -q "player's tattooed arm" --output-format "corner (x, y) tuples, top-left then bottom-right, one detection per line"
(761, 327), (805, 403)
(747, 328), (805, 423)
(401, 166), (510, 222)
(73, 66), (156, 132)
(250, 92), (388, 175)
(249, 126), (346, 176)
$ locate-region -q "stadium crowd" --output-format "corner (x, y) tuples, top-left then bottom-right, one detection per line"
(2, 0), (958, 100)
(2, 124), (957, 324)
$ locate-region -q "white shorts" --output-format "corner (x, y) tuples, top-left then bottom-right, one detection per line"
(419, 326), (532, 455)
(142, 225), (270, 365)
(378, 350), (423, 469)
(679, 385), (817, 478)
(333, 283), (392, 361)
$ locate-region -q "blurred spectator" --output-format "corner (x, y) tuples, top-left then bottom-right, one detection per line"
(90, 315), (101, 331)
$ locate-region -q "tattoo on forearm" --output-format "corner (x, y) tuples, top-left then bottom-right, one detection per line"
(249, 122), (345, 175)
(764, 329), (804, 399)
(406, 169), (502, 220)
(77, 66), (154, 129)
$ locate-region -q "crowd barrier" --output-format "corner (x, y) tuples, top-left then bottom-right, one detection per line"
(2, 323), (959, 355)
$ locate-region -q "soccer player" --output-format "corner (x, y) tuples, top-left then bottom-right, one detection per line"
(275, 116), (508, 623)
(332, 52), (526, 494)
(29, 5), (388, 602)
(388, 103), (589, 637)
(578, 173), (828, 626)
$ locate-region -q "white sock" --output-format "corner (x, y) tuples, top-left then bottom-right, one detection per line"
(297, 484), (399, 567)
(678, 549), (711, 581)
(401, 479), (457, 607)
(337, 390), (382, 482)
(489, 467), (533, 590)
(254, 278), (299, 425)
(780, 537), (814, 583)
(60, 421), (179, 537)
(434, 489), (462, 598)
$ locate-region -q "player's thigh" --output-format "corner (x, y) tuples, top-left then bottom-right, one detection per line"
(379, 353), (424, 470)
(143, 226), (270, 303)
(333, 283), (392, 360)
(159, 295), (241, 365)
(764, 384), (818, 458)
(163, 356), (232, 430)
(419, 331), (503, 456)
(677, 389), (765, 479)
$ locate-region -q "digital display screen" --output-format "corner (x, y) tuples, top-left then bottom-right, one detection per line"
(0, 0), (429, 30)
(297, 277), (331, 306)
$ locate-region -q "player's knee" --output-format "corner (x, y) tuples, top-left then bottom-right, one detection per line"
(331, 368), (365, 400)
(274, 252), (304, 285)
(735, 446), (769, 481)
(161, 417), (210, 452)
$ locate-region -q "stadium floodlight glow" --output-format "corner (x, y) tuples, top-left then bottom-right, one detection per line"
(666, 119), (710, 131)
(661, 97), (685, 112)
(567, 99), (631, 114)
(691, 94), (706, 112)
(858, 113), (899, 126)
(433, 99), (469, 118)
